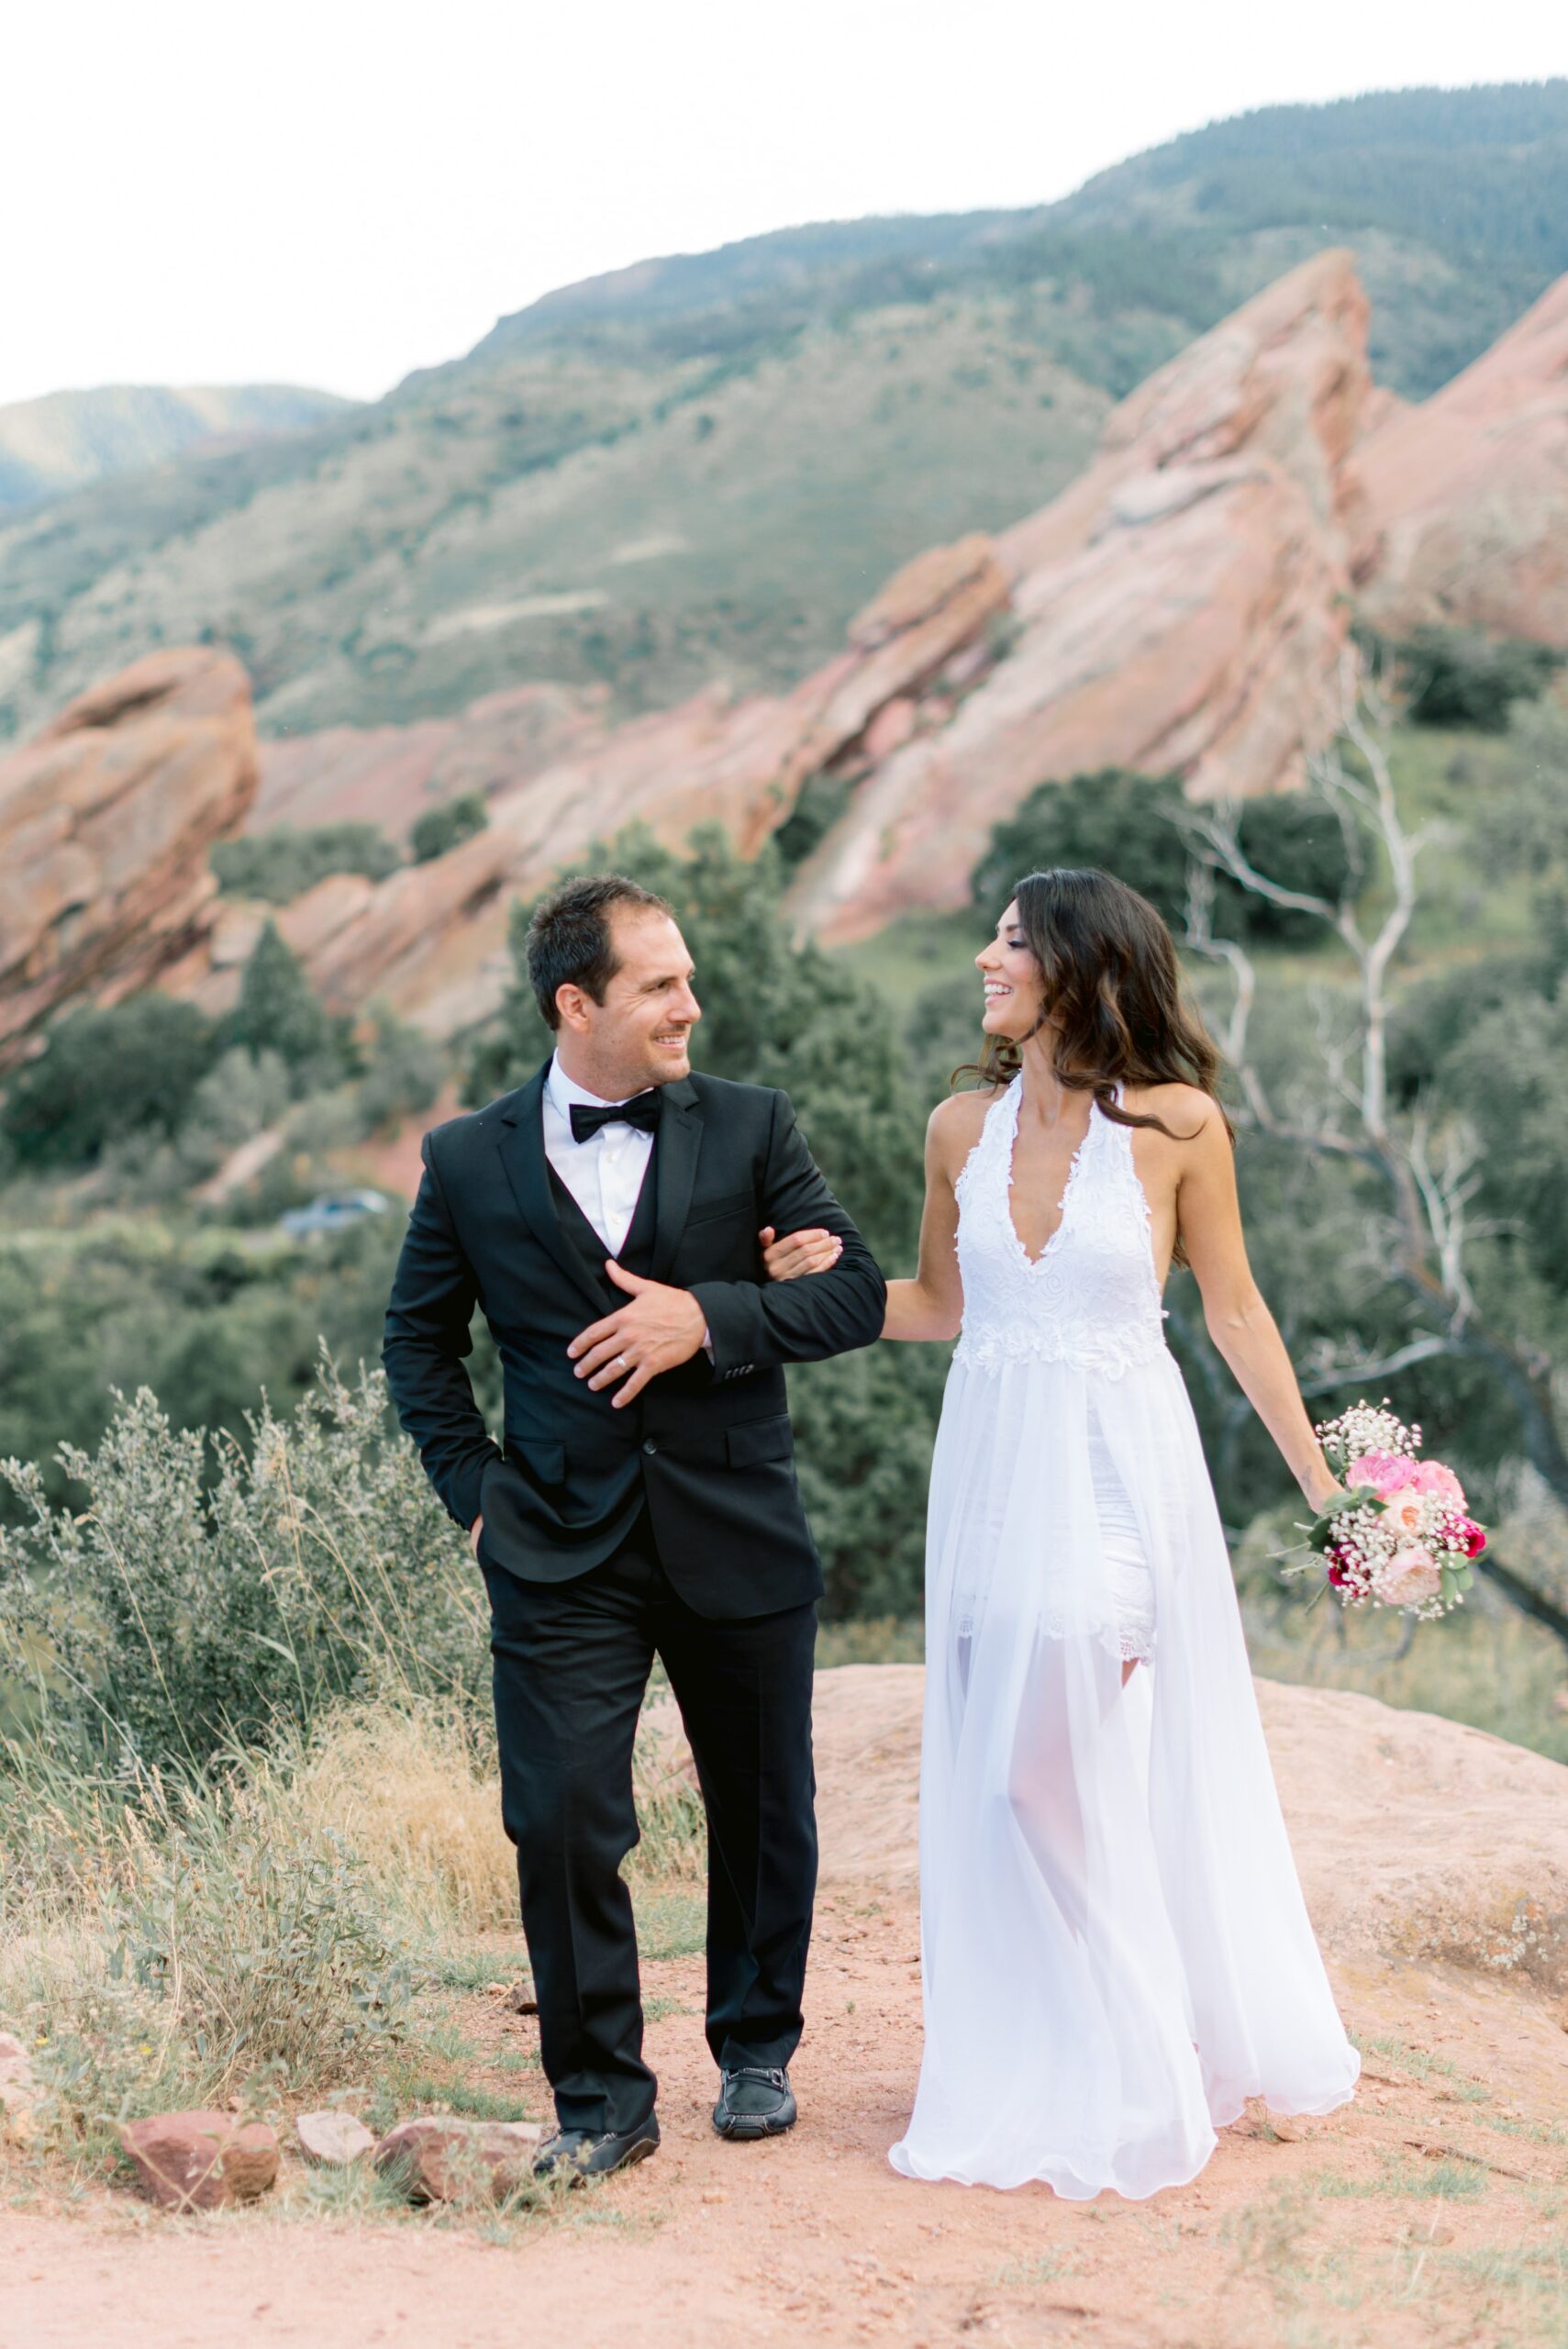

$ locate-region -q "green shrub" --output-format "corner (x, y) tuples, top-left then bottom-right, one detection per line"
(212, 822), (401, 905)
(1396, 625), (1563, 733)
(972, 769), (1192, 926)
(0, 1361), (483, 1766)
(1230, 794), (1360, 941)
(352, 1008), (445, 1135)
(410, 791), (489, 864)
(1, 996), (220, 1168)
(773, 771), (852, 870)
(971, 769), (1358, 941)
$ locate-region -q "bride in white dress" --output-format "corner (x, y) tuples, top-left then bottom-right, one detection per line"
(777, 866), (1359, 2199)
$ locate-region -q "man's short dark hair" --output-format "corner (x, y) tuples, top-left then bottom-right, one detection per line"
(525, 874), (674, 1030)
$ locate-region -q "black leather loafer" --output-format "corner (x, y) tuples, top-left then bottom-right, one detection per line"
(712, 2065), (797, 2140)
(532, 2113), (661, 2182)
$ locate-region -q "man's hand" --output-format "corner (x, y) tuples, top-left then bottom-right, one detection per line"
(470, 1513), (484, 1559)
(569, 1261), (708, 1406)
(760, 1225), (843, 1283)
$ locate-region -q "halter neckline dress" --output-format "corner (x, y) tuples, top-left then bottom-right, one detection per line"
(888, 1077), (1358, 2199)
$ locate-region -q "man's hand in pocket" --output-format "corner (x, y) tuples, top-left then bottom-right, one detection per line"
(470, 1513), (484, 1559)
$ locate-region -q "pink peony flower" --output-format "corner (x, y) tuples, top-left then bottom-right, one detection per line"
(1381, 1486), (1428, 1536)
(1410, 1459), (1466, 1510)
(1376, 1545), (1442, 1607)
(1342, 1450), (1411, 1498)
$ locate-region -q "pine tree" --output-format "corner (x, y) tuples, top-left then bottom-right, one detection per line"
(228, 920), (344, 1090)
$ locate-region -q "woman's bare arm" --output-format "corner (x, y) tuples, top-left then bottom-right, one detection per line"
(1171, 1093), (1338, 1509)
(880, 1097), (980, 1342)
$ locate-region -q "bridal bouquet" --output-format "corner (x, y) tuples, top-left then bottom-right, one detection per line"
(1286, 1401), (1486, 1620)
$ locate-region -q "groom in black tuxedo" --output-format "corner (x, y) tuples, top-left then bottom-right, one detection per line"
(383, 874), (885, 2177)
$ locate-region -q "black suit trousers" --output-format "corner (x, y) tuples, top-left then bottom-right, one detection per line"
(482, 1513), (818, 2135)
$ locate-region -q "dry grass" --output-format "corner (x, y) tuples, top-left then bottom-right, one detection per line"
(284, 1696), (707, 1934)
(287, 1702), (517, 1934)
(0, 1692), (707, 2172)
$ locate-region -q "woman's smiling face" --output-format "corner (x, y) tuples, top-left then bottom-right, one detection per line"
(975, 898), (1048, 1041)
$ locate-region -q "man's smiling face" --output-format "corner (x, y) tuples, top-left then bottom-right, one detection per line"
(556, 907), (702, 1097)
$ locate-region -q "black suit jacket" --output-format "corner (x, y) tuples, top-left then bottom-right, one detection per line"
(382, 1063), (887, 1620)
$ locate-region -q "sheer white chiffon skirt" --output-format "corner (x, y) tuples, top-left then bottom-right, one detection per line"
(889, 1350), (1359, 2199)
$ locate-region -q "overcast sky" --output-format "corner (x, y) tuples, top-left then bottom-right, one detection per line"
(6, 1), (1563, 410)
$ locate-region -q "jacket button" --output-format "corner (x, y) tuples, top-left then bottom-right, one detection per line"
(642, 1438), (659, 1456)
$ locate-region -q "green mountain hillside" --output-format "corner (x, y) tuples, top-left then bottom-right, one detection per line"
(0, 317), (1108, 737)
(0, 382), (353, 516)
(2, 80), (1563, 743)
(470, 82), (1568, 399)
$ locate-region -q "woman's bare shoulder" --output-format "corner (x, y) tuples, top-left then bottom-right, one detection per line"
(1123, 1082), (1225, 1144)
(928, 1085), (998, 1169)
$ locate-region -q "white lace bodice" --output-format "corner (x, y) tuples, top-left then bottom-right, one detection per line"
(951, 1076), (1169, 1378)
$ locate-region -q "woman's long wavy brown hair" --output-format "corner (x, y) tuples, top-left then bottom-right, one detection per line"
(965, 868), (1233, 1165)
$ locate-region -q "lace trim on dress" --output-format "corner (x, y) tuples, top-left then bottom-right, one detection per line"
(951, 1078), (1169, 1380)
(954, 1316), (1167, 1378)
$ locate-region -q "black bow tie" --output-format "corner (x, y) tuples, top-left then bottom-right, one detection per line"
(569, 1091), (662, 1144)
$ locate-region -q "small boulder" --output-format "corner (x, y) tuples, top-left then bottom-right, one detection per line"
(1237, 2095), (1311, 2144)
(119, 2110), (280, 2210)
(504, 1982), (539, 2017)
(295, 2109), (376, 2166)
(373, 2114), (542, 2204)
(220, 2120), (282, 2202)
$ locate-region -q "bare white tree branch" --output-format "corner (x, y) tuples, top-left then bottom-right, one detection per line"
(1175, 662), (1568, 1543)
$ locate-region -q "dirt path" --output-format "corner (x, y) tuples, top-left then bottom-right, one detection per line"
(8, 1667), (1568, 2347)
(6, 1892), (1568, 2349)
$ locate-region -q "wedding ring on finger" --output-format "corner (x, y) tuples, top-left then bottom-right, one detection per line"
(613, 1353), (628, 1375)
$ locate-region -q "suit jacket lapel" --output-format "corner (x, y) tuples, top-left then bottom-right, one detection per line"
(495, 1063), (608, 1316)
(651, 1077), (703, 1285)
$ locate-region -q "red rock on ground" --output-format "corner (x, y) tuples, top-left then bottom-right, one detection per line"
(373, 2114), (542, 2204)
(0, 647), (257, 1068)
(1360, 269), (1568, 647)
(118, 2110), (279, 2211)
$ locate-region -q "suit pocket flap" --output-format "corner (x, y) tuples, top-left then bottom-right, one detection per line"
(684, 1186), (755, 1229)
(726, 1415), (793, 1468)
(516, 1441), (566, 1486)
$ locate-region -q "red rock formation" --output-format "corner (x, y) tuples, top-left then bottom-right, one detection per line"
(0, 647), (257, 1066)
(1359, 271), (1568, 647)
(1, 254), (1440, 1044)
(252, 680), (612, 839)
(1000, 250), (1375, 585)
(170, 535), (1009, 1035)
(786, 251), (1373, 943)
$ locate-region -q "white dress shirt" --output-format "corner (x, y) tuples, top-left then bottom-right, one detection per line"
(542, 1056), (656, 1256)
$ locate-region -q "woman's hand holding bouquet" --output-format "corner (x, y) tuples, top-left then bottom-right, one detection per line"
(1287, 1401), (1486, 1620)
